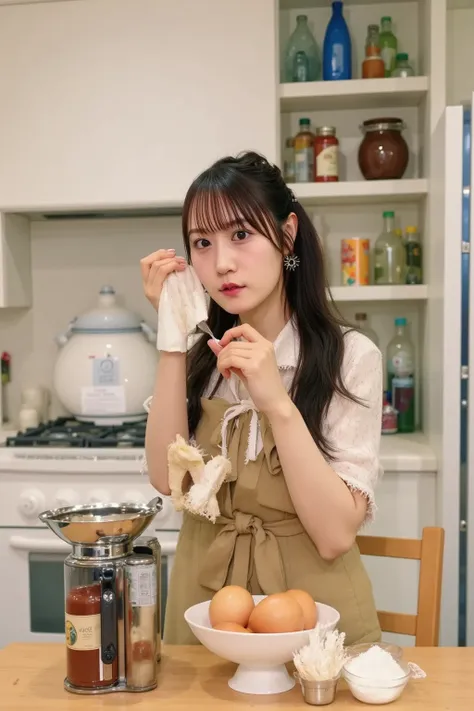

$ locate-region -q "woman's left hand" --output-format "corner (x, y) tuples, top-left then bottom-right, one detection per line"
(207, 324), (291, 416)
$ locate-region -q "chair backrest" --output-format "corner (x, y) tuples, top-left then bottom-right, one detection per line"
(356, 526), (445, 646)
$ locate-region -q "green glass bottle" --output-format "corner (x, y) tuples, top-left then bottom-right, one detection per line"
(379, 16), (398, 77)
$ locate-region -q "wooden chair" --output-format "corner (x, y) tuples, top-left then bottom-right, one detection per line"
(356, 526), (445, 646)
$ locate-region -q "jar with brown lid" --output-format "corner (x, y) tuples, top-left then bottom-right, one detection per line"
(358, 117), (409, 180)
(314, 126), (339, 182)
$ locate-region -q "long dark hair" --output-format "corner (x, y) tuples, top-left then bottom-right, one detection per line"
(182, 151), (358, 459)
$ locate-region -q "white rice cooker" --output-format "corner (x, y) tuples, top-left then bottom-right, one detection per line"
(53, 286), (158, 425)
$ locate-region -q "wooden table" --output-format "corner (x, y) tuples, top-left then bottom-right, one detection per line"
(0, 644), (472, 709)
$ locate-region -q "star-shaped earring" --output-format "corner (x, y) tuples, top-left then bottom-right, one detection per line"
(284, 254), (300, 271)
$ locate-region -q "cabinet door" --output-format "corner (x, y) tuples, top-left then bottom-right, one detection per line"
(0, 0), (278, 210)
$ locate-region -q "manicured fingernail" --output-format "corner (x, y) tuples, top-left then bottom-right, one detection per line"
(167, 248), (176, 253)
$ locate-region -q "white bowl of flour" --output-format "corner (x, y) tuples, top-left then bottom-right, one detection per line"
(342, 644), (411, 704)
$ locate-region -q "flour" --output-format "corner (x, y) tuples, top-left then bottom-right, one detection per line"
(345, 645), (405, 680)
(343, 646), (409, 704)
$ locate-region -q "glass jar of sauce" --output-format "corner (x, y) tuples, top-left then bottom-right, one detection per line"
(358, 117), (409, 180)
(66, 582), (118, 689)
(314, 126), (339, 182)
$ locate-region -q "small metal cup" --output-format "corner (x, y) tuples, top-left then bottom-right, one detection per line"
(297, 675), (339, 706)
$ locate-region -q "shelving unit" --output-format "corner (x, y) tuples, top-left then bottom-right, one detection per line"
(278, 0), (442, 484)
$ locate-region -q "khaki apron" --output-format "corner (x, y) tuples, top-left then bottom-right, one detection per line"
(164, 397), (381, 646)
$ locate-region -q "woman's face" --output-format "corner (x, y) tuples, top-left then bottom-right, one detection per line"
(188, 213), (285, 317)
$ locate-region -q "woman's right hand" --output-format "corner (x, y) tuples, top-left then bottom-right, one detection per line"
(140, 249), (187, 311)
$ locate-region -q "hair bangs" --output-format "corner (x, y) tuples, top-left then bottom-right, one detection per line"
(182, 177), (280, 253)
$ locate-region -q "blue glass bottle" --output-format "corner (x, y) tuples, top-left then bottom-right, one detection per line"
(323, 1), (352, 81)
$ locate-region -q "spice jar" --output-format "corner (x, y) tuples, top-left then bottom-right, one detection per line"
(362, 24), (385, 79)
(358, 117), (409, 180)
(314, 126), (339, 182)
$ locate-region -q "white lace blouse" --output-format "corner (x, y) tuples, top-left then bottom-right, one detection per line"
(202, 318), (383, 521)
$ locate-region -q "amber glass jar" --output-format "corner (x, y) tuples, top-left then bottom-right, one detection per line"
(358, 117), (409, 180)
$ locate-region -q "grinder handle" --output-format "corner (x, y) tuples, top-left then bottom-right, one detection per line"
(100, 568), (118, 666)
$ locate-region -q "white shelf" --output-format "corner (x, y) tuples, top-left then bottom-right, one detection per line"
(379, 432), (437, 473)
(329, 285), (427, 302)
(280, 0), (412, 8)
(291, 179), (428, 206)
(280, 77), (428, 113)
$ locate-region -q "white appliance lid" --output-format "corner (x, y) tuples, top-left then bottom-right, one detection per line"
(72, 286), (142, 332)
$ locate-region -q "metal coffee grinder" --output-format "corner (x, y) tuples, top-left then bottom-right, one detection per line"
(39, 496), (163, 694)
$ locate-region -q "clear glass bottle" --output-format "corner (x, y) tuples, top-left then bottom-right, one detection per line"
(294, 118), (315, 183)
(374, 210), (405, 284)
(284, 15), (321, 83)
(405, 226), (422, 284)
(283, 137), (296, 183)
(379, 16), (398, 77)
(293, 50), (310, 82)
(391, 53), (415, 78)
(354, 312), (379, 347)
(386, 317), (415, 432)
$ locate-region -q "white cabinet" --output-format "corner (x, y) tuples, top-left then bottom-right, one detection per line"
(0, 0), (278, 211)
(0, 214), (31, 307)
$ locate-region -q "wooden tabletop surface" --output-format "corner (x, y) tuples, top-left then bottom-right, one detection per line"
(0, 643), (471, 709)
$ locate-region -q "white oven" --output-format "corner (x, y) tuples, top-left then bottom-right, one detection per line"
(0, 447), (181, 648)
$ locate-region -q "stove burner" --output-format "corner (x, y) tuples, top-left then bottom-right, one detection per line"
(5, 417), (146, 448)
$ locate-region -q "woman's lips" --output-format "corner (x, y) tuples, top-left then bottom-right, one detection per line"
(220, 284), (245, 296)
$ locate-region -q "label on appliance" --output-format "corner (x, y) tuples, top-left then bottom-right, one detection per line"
(316, 145), (338, 178)
(128, 566), (157, 607)
(65, 613), (100, 650)
(81, 385), (126, 415)
(92, 356), (120, 386)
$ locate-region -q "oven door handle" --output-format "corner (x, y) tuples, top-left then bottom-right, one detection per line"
(9, 536), (178, 556)
(9, 536), (70, 553)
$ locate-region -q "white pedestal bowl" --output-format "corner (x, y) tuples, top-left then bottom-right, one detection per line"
(184, 594), (340, 695)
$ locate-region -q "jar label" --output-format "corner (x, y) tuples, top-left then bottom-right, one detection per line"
(406, 243), (422, 268)
(294, 148), (314, 182)
(381, 46), (396, 73)
(390, 352), (414, 375)
(316, 145), (338, 178)
(66, 613), (101, 651)
(128, 565), (157, 607)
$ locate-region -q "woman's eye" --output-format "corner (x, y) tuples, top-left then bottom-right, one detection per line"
(233, 230), (250, 241)
(194, 238), (211, 249)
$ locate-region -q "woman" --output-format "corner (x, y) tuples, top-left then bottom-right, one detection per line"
(141, 151), (382, 645)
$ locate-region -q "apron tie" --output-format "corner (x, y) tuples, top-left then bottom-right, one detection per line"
(197, 511), (304, 593)
(220, 400), (262, 464)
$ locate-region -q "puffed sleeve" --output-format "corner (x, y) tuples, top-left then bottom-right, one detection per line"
(323, 330), (383, 523)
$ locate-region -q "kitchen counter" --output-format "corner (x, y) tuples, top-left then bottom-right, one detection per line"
(0, 644), (472, 709)
(379, 432), (437, 472)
